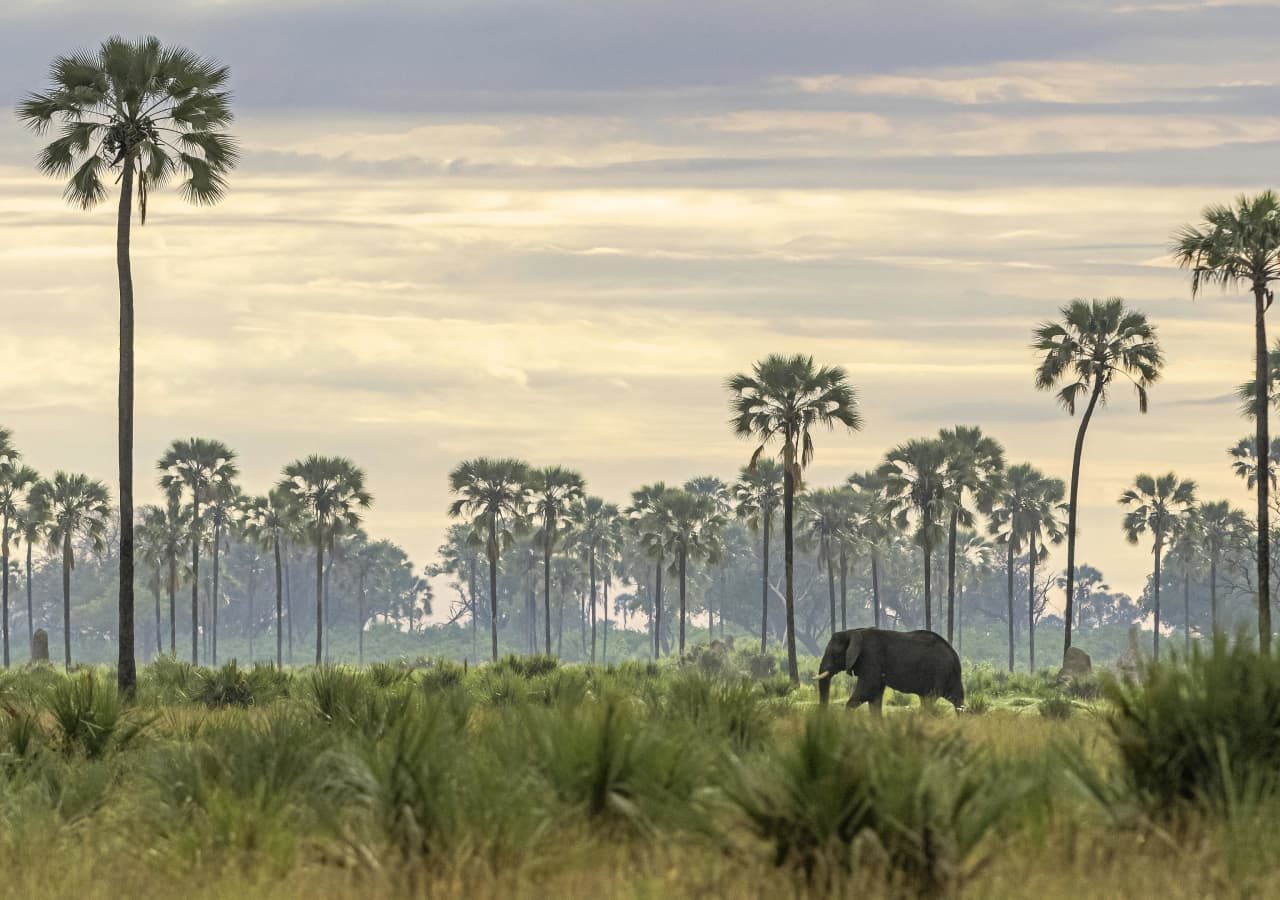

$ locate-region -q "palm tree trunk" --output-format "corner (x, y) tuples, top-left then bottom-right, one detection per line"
(167, 550), (177, 656)
(1256, 283), (1272, 653)
(25, 543), (34, 654)
(760, 507), (771, 653)
(212, 518), (222, 667)
(678, 547), (687, 656)
(589, 547), (598, 664)
(1028, 532), (1037, 672)
(62, 534), (72, 671)
(783, 464), (798, 683)
(284, 543), (294, 665)
(654, 558), (663, 659)
(543, 532), (554, 655)
(488, 516), (499, 663)
(468, 556), (478, 660)
(957, 580), (964, 655)
(357, 572), (366, 666)
(274, 534), (283, 669)
(1063, 379), (1103, 659)
(153, 567), (162, 658)
(314, 528), (325, 666)
(602, 574), (609, 664)
(191, 493), (201, 665)
(1211, 556), (1218, 635)
(923, 546), (932, 632)
(871, 552), (882, 628)
(824, 538), (836, 637)
(946, 507), (958, 644)
(116, 159), (137, 696)
(1153, 532), (1164, 662)
(839, 547), (848, 631)
(323, 556), (332, 663)
(1183, 567), (1191, 654)
(1006, 538), (1015, 673)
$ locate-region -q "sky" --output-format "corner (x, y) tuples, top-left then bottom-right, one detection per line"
(1, 0), (1277, 609)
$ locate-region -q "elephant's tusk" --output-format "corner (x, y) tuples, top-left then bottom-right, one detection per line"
(817, 671), (832, 680)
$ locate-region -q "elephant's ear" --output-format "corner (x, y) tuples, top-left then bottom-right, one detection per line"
(844, 630), (863, 674)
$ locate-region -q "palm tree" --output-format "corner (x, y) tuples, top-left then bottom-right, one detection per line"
(242, 488), (297, 668)
(1199, 500), (1251, 634)
(989, 464), (1065, 671)
(939, 426), (1005, 646)
(527, 466), (585, 656)
(727, 354), (862, 682)
(955, 531), (993, 656)
(282, 455), (373, 666)
(799, 488), (846, 638)
(0, 459), (40, 668)
(1168, 511), (1203, 654)
(155, 484), (187, 656)
(848, 470), (892, 628)
(29, 473), (111, 670)
(20, 38), (238, 695)
(1228, 435), (1280, 490)
(158, 438), (238, 665)
(734, 459), (783, 653)
(13, 490), (50, 653)
(136, 505), (169, 659)
(204, 479), (241, 666)
(1174, 194), (1280, 651)
(627, 482), (670, 659)
(881, 438), (950, 633)
(651, 489), (721, 656)
(1120, 473), (1198, 661)
(570, 495), (621, 663)
(684, 476), (731, 638)
(1034, 298), (1163, 660)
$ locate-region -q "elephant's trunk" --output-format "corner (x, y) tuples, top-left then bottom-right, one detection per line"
(817, 672), (831, 706)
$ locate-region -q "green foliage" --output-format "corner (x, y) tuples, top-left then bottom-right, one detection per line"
(1038, 696), (1074, 720)
(193, 661), (255, 708)
(1103, 633), (1280, 813)
(491, 653), (560, 678)
(662, 671), (772, 750)
(44, 671), (141, 758)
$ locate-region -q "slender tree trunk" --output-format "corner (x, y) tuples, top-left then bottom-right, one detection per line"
(323, 555), (332, 663)
(284, 542), (294, 665)
(62, 535), (72, 671)
(760, 507), (771, 653)
(1183, 568), (1190, 654)
(116, 159), (137, 696)
(212, 518), (222, 667)
(946, 507), (958, 644)
(1006, 538), (1015, 673)
(824, 537), (836, 637)
(274, 534), (283, 669)
(871, 553), (882, 628)
(603, 574), (610, 664)
(167, 549), (176, 656)
(783, 462), (798, 683)
(468, 556), (478, 660)
(544, 529), (553, 655)
(314, 529), (325, 666)
(248, 561), (256, 662)
(957, 580), (964, 656)
(358, 572), (366, 666)
(839, 547), (848, 631)
(923, 546), (933, 632)
(590, 547), (598, 664)
(488, 516), (499, 663)
(153, 567), (162, 659)
(1063, 379), (1103, 660)
(2, 520), (10, 668)
(677, 547), (687, 656)
(1153, 533), (1163, 662)
(191, 493), (201, 665)
(1211, 556), (1219, 635)
(1028, 532), (1037, 672)
(654, 558), (663, 659)
(25, 543), (34, 654)
(1256, 283), (1272, 653)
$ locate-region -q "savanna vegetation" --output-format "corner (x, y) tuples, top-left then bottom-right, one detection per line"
(9, 32), (1280, 900)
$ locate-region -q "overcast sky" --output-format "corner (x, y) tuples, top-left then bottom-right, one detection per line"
(1, 0), (1277, 607)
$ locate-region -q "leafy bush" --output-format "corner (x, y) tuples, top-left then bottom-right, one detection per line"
(45, 672), (142, 758)
(368, 661), (412, 688)
(1063, 674), (1103, 701)
(144, 656), (198, 702)
(193, 661), (255, 708)
(418, 659), (466, 693)
(683, 641), (733, 678)
(1103, 633), (1280, 813)
(491, 654), (560, 678)
(965, 694), (990, 716)
(736, 649), (779, 681)
(1038, 696), (1074, 720)
(662, 671), (773, 750)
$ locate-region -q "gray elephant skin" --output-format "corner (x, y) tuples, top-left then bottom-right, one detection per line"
(816, 628), (964, 713)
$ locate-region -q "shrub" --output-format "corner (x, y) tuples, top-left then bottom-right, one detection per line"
(144, 656), (198, 702)
(1103, 632), (1280, 813)
(193, 661), (255, 708)
(663, 671), (772, 750)
(683, 641), (732, 678)
(45, 672), (142, 758)
(964, 694), (990, 716)
(419, 659), (465, 693)
(1063, 674), (1103, 701)
(759, 675), (795, 699)
(492, 654), (559, 678)
(368, 661), (412, 688)
(736, 649), (779, 681)
(1038, 696), (1073, 720)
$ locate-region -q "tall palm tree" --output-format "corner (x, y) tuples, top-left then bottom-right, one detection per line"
(955, 531), (993, 656)
(1168, 510), (1203, 654)
(799, 488), (846, 638)
(14, 490), (50, 653)
(1034, 298), (1163, 659)
(1199, 500), (1251, 634)
(20, 38), (238, 694)
(848, 470), (892, 628)
(727, 354), (862, 682)
(627, 483), (670, 659)
(1120, 473), (1198, 661)
(242, 488), (298, 668)
(570, 495), (621, 663)
(733, 459), (783, 653)
(651, 489), (721, 656)
(527, 466), (585, 656)
(136, 505), (169, 658)
(989, 464), (1065, 671)
(0, 460), (40, 668)
(158, 438), (238, 665)
(1228, 435), (1280, 490)
(881, 438), (949, 633)
(204, 479), (241, 666)
(282, 455), (373, 666)
(939, 426), (1005, 646)
(1174, 194), (1280, 651)
(29, 473), (111, 670)
(684, 476), (731, 638)
(156, 483), (187, 656)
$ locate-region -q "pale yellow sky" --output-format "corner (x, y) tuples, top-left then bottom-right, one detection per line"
(1, 0), (1276, 606)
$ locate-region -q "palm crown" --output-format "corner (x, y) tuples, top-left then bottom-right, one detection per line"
(880, 438), (950, 552)
(281, 455), (373, 545)
(1172, 192), (1280, 299)
(17, 36), (238, 221)
(1033, 298), (1163, 414)
(30, 472), (112, 560)
(1120, 473), (1198, 548)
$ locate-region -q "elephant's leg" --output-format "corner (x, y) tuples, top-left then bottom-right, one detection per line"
(848, 678), (883, 714)
(869, 689), (884, 717)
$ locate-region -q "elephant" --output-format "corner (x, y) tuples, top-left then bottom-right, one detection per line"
(816, 628), (964, 714)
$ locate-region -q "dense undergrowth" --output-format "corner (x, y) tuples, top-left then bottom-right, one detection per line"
(0, 639), (1277, 898)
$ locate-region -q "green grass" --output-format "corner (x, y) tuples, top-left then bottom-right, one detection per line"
(0, 644), (1275, 898)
